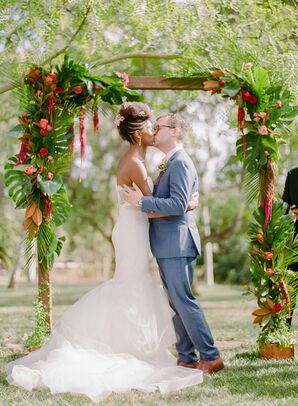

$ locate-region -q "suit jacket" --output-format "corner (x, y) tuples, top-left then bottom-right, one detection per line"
(141, 149), (201, 259)
(282, 167), (298, 235)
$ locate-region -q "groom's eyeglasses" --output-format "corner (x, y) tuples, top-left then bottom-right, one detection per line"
(154, 124), (176, 132)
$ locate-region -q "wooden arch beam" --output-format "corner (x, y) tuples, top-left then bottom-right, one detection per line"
(128, 76), (205, 90)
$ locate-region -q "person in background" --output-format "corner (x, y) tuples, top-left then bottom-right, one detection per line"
(282, 167), (298, 326)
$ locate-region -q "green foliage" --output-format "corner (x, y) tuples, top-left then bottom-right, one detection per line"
(258, 317), (296, 348)
(24, 296), (50, 349)
(4, 157), (33, 209)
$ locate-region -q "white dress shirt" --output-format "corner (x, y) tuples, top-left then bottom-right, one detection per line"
(164, 144), (183, 162)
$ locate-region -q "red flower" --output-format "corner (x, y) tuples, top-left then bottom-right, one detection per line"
(276, 100), (282, 109)
(35, 90), (41, 97)
(47, 172), (54, 180)
(39, 148), (48, 156)
(44, 196), (52, 222)
(74, 86), (83, 94)
(25, 166), (34, 175)
(46, 124), (52, 132)
(40, 118), (48, 129)
(40, 129), (46, 136)
(22, 112), (27, 118)
(274, 303), (283, 312)
(242, 90), (258, 105)
(264, 251), (273, 261)
(218, 79), (225, 86)
(55, 86), (62, 94)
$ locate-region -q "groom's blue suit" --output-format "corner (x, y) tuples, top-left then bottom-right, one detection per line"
(141, 148), (220, 363)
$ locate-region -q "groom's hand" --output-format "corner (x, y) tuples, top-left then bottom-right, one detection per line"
(123, 182), (144, 207)
(187, 191), (199, 211)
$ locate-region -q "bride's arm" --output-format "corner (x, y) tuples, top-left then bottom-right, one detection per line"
(122, 161), (169, 218)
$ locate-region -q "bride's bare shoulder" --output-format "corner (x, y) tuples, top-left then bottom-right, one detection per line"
(117, 153), (147, 186)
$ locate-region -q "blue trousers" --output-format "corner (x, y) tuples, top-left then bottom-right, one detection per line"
(157, 257), (220, 363)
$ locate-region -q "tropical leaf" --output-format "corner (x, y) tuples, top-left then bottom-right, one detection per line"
(37, 174), (63, 196)
(51, 185), (72, 227)
(4, 157), (33, 208)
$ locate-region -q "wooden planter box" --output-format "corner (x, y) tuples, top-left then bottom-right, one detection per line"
(259, 343), (295, 359)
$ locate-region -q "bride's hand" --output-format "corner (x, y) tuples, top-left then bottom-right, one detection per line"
(187, 191), (199, 211)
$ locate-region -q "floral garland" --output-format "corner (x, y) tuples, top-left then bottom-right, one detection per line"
(200, 63), (298, 346)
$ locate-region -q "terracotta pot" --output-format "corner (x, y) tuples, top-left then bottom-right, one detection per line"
(28, 345), (41, 352)
(259, 343), (295, 359)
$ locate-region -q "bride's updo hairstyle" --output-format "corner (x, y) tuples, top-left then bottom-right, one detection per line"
(116, 102), (152, 144)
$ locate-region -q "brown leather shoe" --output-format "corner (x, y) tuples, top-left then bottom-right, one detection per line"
(177, 360), (199, 369)
(196, 358), (224, 374)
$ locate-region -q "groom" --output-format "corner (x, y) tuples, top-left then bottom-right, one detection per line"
(123, 113), (224, 373)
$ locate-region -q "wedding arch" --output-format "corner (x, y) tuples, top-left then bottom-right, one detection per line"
(4, 55), (298, 352)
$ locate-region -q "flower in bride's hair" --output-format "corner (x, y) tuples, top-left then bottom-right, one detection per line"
(137, 111), (146, 117)
(115, 115), (125, 126)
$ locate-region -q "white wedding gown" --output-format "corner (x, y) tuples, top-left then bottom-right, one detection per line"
(6, 177), (203, 403)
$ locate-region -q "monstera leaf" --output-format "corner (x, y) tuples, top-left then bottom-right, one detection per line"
(51, 185), (72, 227)
(4, 156), (33, 208)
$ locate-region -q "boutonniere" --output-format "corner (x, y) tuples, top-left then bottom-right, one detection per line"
(157, 160), (168, 173)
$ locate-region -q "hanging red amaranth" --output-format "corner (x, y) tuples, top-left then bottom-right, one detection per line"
(279, 279), (291, 318)
(93, 109), (100, 135)
(261, 157), (274, 231)
(79, 105), (86, 161)
(66, 125), (74, 153)
(48, 95), (55, 125)
(44, 196), (52, 222)
(237, 106), (246, 156)
(16, 143), (27, 165)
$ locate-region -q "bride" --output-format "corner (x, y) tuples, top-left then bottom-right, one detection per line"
(6, 102), (203, 403)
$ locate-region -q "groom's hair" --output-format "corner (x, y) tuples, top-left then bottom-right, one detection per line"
(157, 113), (187, 141)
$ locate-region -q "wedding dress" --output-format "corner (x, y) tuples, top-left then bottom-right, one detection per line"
(6, 177), (203, 403)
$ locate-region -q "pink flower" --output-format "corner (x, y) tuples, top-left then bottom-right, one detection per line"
(40, 129), (46, 136)
(276, 100), (282, 109)
(259, 112), (266, 118)
(74, 86), (83, 94)
(40, 118), (48, 129)
(259, 125), (269, 135)
(121, 72), (129, 88)
(244, 62), (253, 68)
(115, 116), (125, 126)
(25, 166), (34, 175)
(47, 155), (53, 161)
(264, 150), (270, 157)
(47, 172), (54, 180)
(264, 251), (273, 261)
(55, 86), (62, 94)
(46, 124), (52, 132)
(22, 112), (27, 118)
(45, 70), (56, 83)
(39, 148), (48, 156)
(274, 303), (283, 312)
(35, 90), (41, 97)
(266, 268), (274, 277)
(253, 116), (260, 122)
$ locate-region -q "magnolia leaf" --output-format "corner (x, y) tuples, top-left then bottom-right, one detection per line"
(7, 124), (26, 137)
(221, 79), (241, 97)
(37, 174), (62, 196)
(252, 308), (272, 316)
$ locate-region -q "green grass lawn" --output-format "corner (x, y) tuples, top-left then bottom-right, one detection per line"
(0, 277), (297, 406)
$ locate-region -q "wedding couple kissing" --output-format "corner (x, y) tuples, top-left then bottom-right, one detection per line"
(6, 102), (224, 403)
